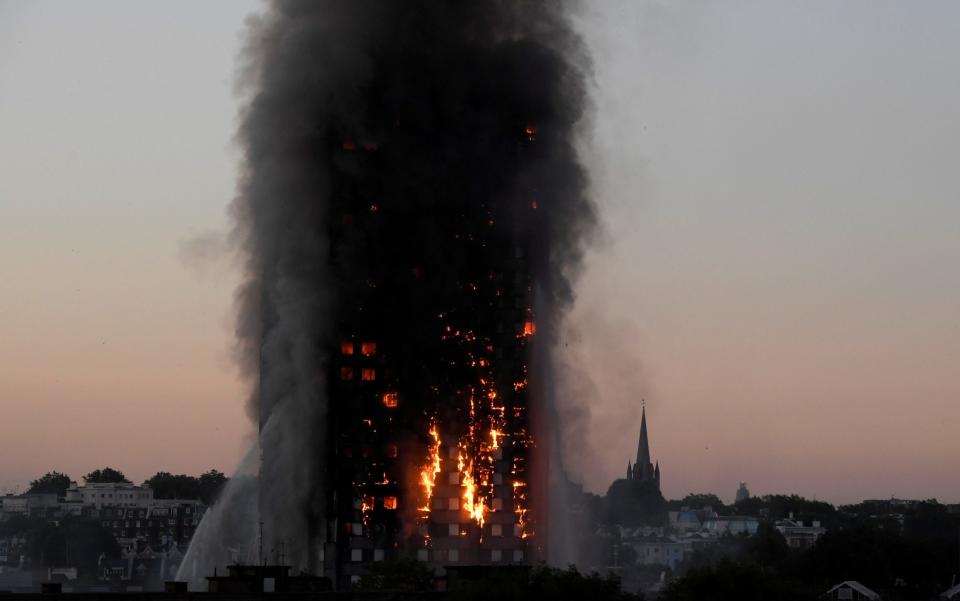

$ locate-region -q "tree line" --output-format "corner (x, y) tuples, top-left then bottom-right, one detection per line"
(26, 467), (227, 505)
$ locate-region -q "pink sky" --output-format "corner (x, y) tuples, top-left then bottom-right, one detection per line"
(1, 2), (958, 505)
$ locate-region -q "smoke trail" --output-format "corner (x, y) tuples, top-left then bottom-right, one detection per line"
(185, 0), (595, 579)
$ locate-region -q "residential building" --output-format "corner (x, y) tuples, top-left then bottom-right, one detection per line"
(825, 581), (881, 601)
(776, 518), (826, 549)
(65, 482), (153, 509)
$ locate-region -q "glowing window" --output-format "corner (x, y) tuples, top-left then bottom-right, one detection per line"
(383, 496), (398, 510)
(448, 498), (459, 511)
(361, 342), (377, 356)
(522, 321), (536, 336)
(382, 392), (398, 408)
(448, 472), (459, 485)
(340, 367), (354, 381)
(340, 341), (354, 355)
(386, 444), (398, 458)
(361, 368), (376, 381)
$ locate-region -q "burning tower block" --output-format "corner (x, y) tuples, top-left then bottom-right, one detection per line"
(244, 2), (592, 590)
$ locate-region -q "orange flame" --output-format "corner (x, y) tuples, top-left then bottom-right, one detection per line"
(458, 452), (487, 527)
(418, 425), (442, 511)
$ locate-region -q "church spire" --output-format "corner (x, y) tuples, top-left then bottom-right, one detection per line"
(636, 402), (651, 470)
(629, 401), (660, 491)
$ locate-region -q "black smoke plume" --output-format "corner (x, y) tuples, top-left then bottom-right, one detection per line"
(183, 0), (594, 577)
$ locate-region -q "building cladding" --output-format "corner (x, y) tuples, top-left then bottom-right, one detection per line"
(321, 128), (539, 586)
(243, 4), (591, 588)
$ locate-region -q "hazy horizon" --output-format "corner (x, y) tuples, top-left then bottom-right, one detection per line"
(1, 1), (957, 506)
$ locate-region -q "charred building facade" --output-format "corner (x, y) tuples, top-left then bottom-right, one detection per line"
(239, 2), (593, 589)
(323, 131), (539, 583)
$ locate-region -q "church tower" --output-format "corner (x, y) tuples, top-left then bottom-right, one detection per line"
(627, 404), (660, 491)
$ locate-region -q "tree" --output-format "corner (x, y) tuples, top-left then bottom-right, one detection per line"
(659, 559), (810, 601)
(745, 522), (790, 568)
(602, 479), (668, 526)
(144, 472), (199, 500)
(733, 494), (838, 528)
(83, 467), (129, 483)
(527, 566), (641, 601)
(198, 469), (228, 504)
(679, 493), (726, 512)
(24, 516), (120, 572)
(144, 470), (228, 504)
(27, 471), (72, 496)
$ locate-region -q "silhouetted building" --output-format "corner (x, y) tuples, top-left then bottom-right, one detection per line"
(626, 406), (660, 492)
(825, 581), (880, 601)
(735, 481), (750, 503)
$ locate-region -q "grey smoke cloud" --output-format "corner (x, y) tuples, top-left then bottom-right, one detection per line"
(184, 0), (597, 576)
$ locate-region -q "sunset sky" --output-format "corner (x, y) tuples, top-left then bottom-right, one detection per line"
(1, 1), (957, 504)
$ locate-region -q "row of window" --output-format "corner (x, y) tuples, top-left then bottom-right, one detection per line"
(348, 548), (524, 564)
(435, 496), (508, 512)
(341, 444), (398, 458)
(83, 492), (147, 499)
(349, 520), (522, 539)
(341, 341), (377, 356)
(440, 471), (508, 486)
(103, 518), (185, 527)
(339, 367), (377, 381)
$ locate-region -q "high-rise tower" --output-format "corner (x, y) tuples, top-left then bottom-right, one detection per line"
(239, 2), (592, 590)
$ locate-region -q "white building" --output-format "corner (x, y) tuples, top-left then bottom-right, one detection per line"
(627, 536), (686, 570)
(712, 515), (760, 536)
(775, 518), (825, 549)
(1, 493), (62, 517)
(65, 482), (153, 509)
